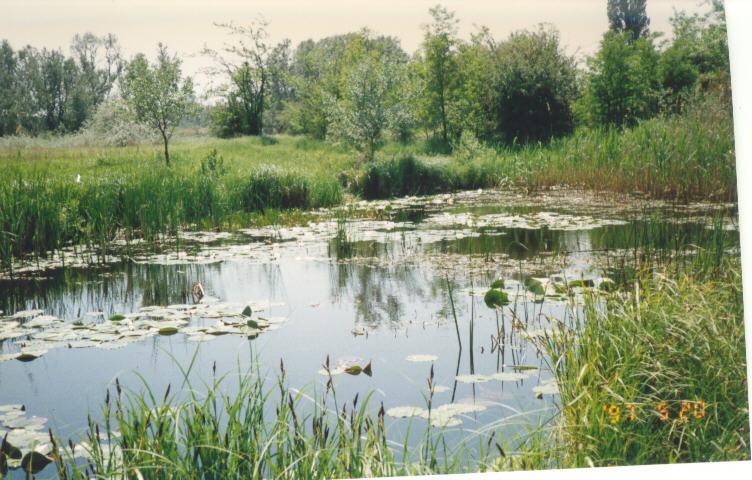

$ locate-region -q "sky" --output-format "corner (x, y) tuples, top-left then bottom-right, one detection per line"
(1, 0), (709, 93)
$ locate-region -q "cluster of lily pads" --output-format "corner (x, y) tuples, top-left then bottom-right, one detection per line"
(0, 301), (287, 363)
(481, 273), (616, 310)
(0, 403), (120, 475)
(0, 404), (54, 474)
(386, 403), (487, 428)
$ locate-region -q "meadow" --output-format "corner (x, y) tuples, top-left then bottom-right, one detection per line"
(0, 93), (736, 272)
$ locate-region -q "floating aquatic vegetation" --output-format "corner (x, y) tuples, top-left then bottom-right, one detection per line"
(386, 406), (426, 418)
(533, 379), (559, 397)
(386, 402), (486, 427)
(317, 357), (369, 376)
(0, 300), (288, 361)
(456, 370), (535, 384)
(406, 354), (438, 362)
(344, 361), (372, 376)
(0, 404), (53, 474)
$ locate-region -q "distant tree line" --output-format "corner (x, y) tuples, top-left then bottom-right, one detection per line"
(0, 0), (732, 163)
(0, 33), (122, 135)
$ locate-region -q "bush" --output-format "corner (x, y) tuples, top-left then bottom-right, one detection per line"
(81, 99), (155, 147)
(488, 26), (578, 142)
(360, 155), (451, 199)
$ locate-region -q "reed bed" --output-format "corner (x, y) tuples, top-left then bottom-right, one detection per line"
(51, 358), (503, 479)
(540, 259), (749, 466)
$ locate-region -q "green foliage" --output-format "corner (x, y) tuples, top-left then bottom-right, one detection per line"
(288, 30), (409, 140)
(488, 26), (578, 143)
(483, 289), (509, 309)
(199, 148), (226, 177)
(120, 44), (195, 165)
(607, 0), (650, 41)
(361, 155), (451, 199)
(580, 32), (660, 127)
(418, 5), (460, 145)
(81, 98), (154, 146)
(542, 262), (749, 464)
(204, 21), (274, 137)
(326, 56), (412, 161)
(0, 34), (122, 136)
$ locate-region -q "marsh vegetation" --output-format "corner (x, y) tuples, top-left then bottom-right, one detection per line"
(0, 0), (747, 478)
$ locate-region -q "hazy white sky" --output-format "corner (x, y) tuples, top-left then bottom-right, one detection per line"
(1, 0), (708, 92)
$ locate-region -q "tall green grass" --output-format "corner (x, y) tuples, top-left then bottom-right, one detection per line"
(0, 164), (342, 270)
(540, 260), (749, 466)
(359, 94), (735, 200)
(51, 359), (505, 479)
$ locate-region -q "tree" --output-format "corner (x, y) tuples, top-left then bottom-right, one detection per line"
(287, 31), (408, 139)
(70, 33), (123, 115)
(582, 32), (660, 126)
(0, 41), (18, 135)
(662, 1), (730, 102)
(327, 56), (410, 161)
(419, 5), (460, 145)
(488, 26), (578, 143)
(121, 44), (194, 165)
(204, 20), (271, 136)
(607, 0), (650, 41)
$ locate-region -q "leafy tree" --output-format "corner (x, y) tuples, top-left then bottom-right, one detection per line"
(287, 31), (408, 139)
(662, 1), (730, 102)
(488, 25), (578, 143)
(327, 56), (410, 161)
(419, 5), (460, 145)
(264, 39), (294, 133)
(450, 28), (495, 142)
(0, 41), (18, 135)
(607, 0), (650, 41)
(70, 33), (123, 117)
(581, 32), (660, 127)
(204, 20), (271, 136)
(120, 44), (194, 165)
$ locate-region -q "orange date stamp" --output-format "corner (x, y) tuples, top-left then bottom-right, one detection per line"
(601, 401), (706, 424)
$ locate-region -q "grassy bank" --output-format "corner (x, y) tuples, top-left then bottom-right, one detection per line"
(541, 260), (749, 466)
(361, 95), (735, 200)
(0, 95), (736, 269)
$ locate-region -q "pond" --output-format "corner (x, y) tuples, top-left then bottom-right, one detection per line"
(0, 189), (739, 476)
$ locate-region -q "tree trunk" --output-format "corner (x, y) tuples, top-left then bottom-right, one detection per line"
(162, 133), (170, 166)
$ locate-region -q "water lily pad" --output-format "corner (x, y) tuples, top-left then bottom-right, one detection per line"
(16, 349), (47, 362)
(533, 380), (559, 396)
(455, 374), (492, 384)
(568, 279), (594, 288)
(21, 450), (52, 473)
(406, 354), (438, 362)
(386, 406), (427, 418)
(24, 315), (59, 328)
(490, 371), (531, 381)
(158, 326), (179, 335)
(11, 310), (43, 320)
